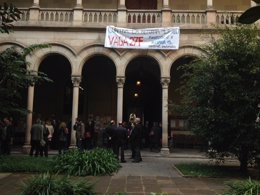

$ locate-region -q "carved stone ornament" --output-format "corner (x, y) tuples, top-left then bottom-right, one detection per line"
(161, 78), (170, 88)
(71, 76), (81, 87)
(116, 77), (125, 87)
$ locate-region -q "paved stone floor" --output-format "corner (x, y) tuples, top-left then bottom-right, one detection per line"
(0, 149), (237, 195)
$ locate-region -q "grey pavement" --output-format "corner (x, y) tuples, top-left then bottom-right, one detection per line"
(0, 148), (236, 195)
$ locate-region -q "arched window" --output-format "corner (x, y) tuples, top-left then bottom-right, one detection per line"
(126, 0), (157, 9)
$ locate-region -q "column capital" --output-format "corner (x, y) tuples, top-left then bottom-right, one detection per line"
(161, 77), (170, 88)
(71, 76), (81, 87)
(116, 76), (125, 88)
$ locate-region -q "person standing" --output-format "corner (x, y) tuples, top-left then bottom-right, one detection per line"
(30, 119), (44, 157)
(73, 117), (85, 150)
(113, 121), (128, 163)
(1, 117), (13, 155)
(129, 117), (143, 163)
(58, 121), (68, 154)
(105, 120), (117, 149)
(45, 119), (54, 148)
(40, 122), (49, 157)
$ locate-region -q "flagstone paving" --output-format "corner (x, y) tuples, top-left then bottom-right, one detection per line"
(0, 150), (237, 195)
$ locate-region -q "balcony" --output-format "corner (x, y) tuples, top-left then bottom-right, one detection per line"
(16, 7), (245, 29)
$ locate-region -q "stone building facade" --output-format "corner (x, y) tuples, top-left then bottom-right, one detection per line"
(0, 0), (257, 153)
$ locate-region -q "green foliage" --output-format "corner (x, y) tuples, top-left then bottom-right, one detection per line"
(179, 25), (260, 171)
(0, 45), (51, 117)
(224, 178), (260, 195)
(20, 172), (95, 195)
(175, 163), (246, 178)
(0, 156), (54, 173)
(53, 148), (121, 176)
(0, 3), (21, 33)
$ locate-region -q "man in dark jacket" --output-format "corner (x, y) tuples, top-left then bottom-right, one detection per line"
(30, 119), (44, 157)
(113, 121), (128, 163)
(1, 117), (13, 155)
(129, 117), (142, 163)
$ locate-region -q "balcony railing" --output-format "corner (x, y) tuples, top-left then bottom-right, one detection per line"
(19, 8), (30, 21)
(39, 8), (73, 22)
(216, 11), (241, 25)
(172, 11), (207, 25)
(127, 10), (162, 24)
(83, 9), (117, 24)
(14, 8), (245, 28)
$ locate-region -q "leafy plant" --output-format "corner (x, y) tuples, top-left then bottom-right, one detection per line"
(0, 45), (51, 117)
(53, 148), (121, 176)
(0, 3), (21, 33)
(20, 172), (95, 195)
(224, 178), (260, 195)
(177, 25), (260, 172)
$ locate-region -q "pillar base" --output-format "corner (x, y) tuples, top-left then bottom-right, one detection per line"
(160, 147), (170, 156)
(22, 144), (31, 154)
(69, 145), (77, 149)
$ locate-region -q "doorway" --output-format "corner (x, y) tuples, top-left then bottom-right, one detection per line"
(124, 57), (161, 125)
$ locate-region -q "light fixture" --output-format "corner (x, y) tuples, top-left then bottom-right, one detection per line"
(136, 80), (141, 86)
(134, 93), (139, 97)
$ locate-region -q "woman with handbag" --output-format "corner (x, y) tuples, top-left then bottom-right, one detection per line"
(58, 121), (68, 154)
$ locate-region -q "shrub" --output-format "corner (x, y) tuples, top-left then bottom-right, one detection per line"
(20, 172), (95, 195)
(224, 178), (260, 195)
(53, 148), (121, 176)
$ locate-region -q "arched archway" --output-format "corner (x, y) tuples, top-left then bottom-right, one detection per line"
(81, 55), (117, 124)
(169, 55), (198, 148)
(124, 56), (161, 127)
(34, 54), (72, 121)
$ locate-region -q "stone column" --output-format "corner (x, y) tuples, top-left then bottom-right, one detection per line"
(117, 0), (127, 27)
(75, 0), (83, 8)
(73, 0), (83, 25)
(116, 77), (125, 124)
(162, 0), (170, 8)
(70, 76), (81, 148)
(206, 0), (216, 25)
(23, 85), (35, 153)
(29, 0), (40, 22)
(207, 0), (213, 9)
(118, 0), (126, 9)
(32, 0), (40, 7)
(160, 78), (170, 155)
(161, 0), (171, 27)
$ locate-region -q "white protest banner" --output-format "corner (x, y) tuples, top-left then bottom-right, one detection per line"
(104, 26), (180, 50)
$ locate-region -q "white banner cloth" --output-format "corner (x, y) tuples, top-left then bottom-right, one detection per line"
(105, 26), (180, 50)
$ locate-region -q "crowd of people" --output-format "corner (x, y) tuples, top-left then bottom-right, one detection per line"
(0, 114), (162, 163)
